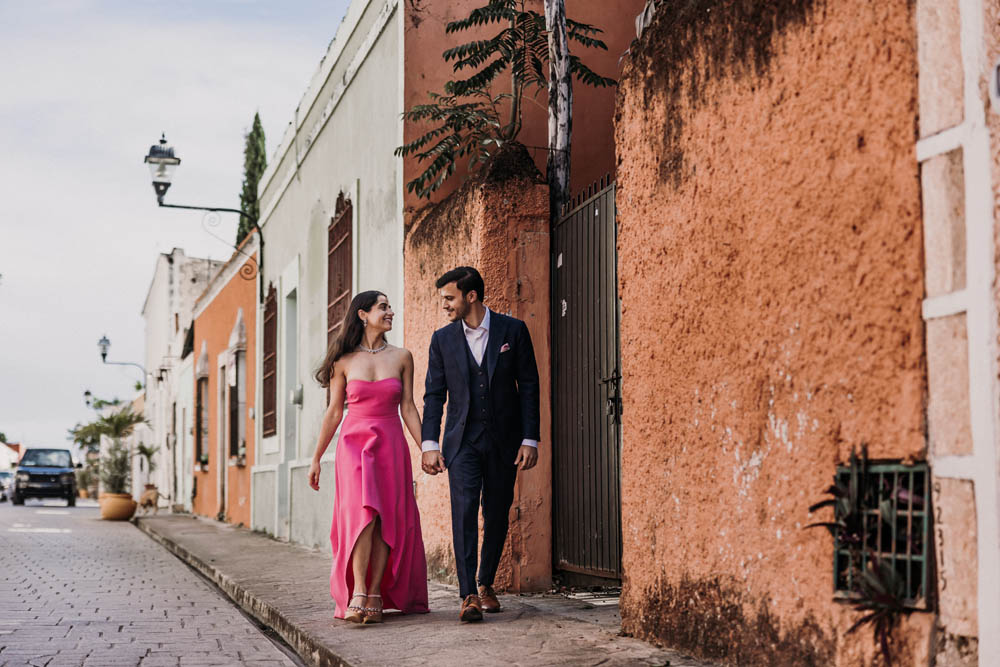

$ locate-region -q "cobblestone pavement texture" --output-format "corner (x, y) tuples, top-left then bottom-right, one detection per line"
(0, 499), (297, 667)
(137, 515), (718, 667)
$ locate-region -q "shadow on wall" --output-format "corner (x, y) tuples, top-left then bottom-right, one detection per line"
(623, 575), (835, 666)
(623, 0), (820, 188)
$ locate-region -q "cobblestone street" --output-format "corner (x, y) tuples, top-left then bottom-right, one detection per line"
(0, 500), (299, 667)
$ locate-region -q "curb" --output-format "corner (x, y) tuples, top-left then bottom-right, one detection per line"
(133, 517), (352, 667)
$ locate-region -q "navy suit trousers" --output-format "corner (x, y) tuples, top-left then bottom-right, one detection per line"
(447, 430), (517, 598)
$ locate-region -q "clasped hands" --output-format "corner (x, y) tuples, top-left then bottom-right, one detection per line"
(420, 445), (537, 475)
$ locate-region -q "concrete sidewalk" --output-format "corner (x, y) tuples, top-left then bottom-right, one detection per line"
(134, 515), (713, 667)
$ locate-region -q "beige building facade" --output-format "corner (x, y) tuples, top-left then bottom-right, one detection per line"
(251, 0), (404, 548)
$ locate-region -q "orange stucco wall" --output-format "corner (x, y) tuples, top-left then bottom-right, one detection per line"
(191, 253), (257, 527)
(615, 2), (931, 664)
(404, 146), (552, 592)
(402, 0), (645, 215)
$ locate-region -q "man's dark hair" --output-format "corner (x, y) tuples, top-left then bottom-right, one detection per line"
(436, 266), (485, 303)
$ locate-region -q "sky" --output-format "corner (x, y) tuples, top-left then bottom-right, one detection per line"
(0, 0), (352, 448)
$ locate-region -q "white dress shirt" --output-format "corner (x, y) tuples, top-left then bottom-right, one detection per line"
(421, 307), (538, 453)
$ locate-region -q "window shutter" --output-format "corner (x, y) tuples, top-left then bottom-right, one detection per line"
(328, 194), (353, 345)
(195, 378), (208, 461)
(262, 284), (278, 437)
(229, 354), (239, 457)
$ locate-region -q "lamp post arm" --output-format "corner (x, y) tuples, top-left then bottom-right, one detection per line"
(157, 202), (247, 220)
(102, 360), (147, 386)
(156, 202), (264, 299)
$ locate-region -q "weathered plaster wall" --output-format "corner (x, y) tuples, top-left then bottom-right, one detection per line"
(191, 252), (257, 528)
(615, 1), (931, 664)
(404, 145), (552, 592)
(401, 0), (645, 214)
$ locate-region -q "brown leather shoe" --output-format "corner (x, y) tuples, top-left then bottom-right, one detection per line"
(459, 594), (483, 622)
(478, 585), (501, 613)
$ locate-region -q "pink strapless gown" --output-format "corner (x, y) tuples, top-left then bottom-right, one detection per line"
(329, 377), (429, 617)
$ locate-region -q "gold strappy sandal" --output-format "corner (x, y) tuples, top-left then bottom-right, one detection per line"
(361, 594), (383, 624)
(345, 593), (367, 623)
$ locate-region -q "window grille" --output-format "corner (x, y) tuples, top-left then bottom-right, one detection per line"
(262, 284), (278, 437)
(327, 193), (353, 346)
(833, 462), (931, 609)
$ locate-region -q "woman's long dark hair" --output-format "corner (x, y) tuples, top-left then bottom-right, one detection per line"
(314, 290), (385, 388)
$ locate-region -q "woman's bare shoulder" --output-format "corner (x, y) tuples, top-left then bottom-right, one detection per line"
(332, 354), (356, 378)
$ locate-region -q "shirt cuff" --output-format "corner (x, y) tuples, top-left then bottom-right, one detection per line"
(421, 440), (441, 452)
(520, 439), (538, 449)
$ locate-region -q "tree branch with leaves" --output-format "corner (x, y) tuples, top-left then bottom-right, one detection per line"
(396, 0), (614, 199)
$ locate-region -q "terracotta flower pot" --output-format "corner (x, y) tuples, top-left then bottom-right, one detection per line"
(78, 489), (89, 499)
(99, 493), (137, 521)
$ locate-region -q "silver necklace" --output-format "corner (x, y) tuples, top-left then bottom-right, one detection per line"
(358, 340), (388, 354)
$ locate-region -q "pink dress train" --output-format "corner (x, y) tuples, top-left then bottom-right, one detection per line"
(329, 377), (429, 617)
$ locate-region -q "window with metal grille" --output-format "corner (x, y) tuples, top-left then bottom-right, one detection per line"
(833, 462), (931, 609)
(328, 193), (353, 346)
(195, 377), (208, 462)
(261, 284), (278, 437)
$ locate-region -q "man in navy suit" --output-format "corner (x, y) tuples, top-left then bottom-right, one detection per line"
(421, 266), (540, 622)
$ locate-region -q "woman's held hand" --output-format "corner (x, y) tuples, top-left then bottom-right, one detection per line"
(308, 460), (321, 491)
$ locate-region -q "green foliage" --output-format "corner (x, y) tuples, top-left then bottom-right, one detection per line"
(99, 439), (132, 495)
(806, 446), (912, 666)
(846, 557), (907, 665)
(396, 0), (615, 199)
(70, 406), (148, 457)
(91, 396), (122, 410)
(0, 431), (6, 443)
(76, 466), (94, 491)
(136, 443), (159, 475)
(95, 406), (148, 440)
(238, 112), (266, 244)
(805, 447), (867, 543)
(68, 422), (102, 454)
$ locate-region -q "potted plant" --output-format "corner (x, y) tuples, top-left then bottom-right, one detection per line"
(99, 439), (136, 520)
(230, 442), (247, 468)
(136, 443), (159, 490)
(75, 467), (92, 498)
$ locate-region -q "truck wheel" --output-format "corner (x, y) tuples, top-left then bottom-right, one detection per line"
(67, 495), (76, 507)
(12, 493), (24, 506)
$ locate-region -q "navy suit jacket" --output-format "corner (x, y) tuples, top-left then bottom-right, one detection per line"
(421, 311), (541, 467)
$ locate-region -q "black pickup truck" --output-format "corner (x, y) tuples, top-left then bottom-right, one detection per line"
(11, 448), (80, 506)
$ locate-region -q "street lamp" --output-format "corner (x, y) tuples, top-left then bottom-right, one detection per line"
(97, 334), (146, 386)
(83, 389), (92, 407)
(142, 132), (263, 295)
(98, 335), (110, 362)
(143, 134), (181, 205)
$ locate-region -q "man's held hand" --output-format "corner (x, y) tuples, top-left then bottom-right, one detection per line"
(421, 450), (445, 475)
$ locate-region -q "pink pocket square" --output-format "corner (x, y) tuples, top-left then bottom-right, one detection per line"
(499, 343), (511, 353)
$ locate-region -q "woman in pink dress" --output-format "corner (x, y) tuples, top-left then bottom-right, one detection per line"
(309, 290), (429, 624)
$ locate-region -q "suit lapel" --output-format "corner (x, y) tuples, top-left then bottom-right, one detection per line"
(486, 312), (505, 384)
(450, 321), (469, 380)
